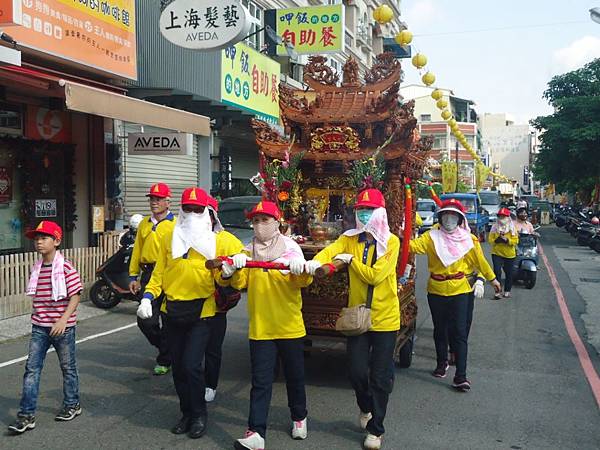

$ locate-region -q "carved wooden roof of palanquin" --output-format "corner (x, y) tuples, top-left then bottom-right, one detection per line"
(251, 53), (430, 163)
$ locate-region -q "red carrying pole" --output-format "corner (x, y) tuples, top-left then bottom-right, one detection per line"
(399, 179), (412, 277)
(429, 182), (442, 206)
(206, 256), (288, 271)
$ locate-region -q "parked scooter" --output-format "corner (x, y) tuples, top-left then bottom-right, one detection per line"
(90, 214), (143, 309)
(512, 227), (540, 289)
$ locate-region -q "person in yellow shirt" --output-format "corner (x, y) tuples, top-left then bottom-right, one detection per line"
(129, 183), (176, 376)
(203, 196), (244, 404)
(140, 187), (235, 440)
(409, 198), (500, 392)
(219, 201), (310, 450)
(306, 188), (399, 450)
(488, 208), (519, 299)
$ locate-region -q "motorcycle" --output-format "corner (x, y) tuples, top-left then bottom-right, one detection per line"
(577, 222), (599, 247)
(90, 217), (143, 309)
(512, 229), (540, 289)
(590, 232), (600, 254)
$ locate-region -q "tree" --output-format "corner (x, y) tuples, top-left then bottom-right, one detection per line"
(531, 58), (600, 201)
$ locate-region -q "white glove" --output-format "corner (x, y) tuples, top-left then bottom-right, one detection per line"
(232, 253), (250, 269)
(137, 298), (153, 320)
(305, 260), (322, 275)
(473, 279), (485, 299)
(334, 253), (354, 265)
(288, 257), (306, 275)
(221, 261), (236, 279)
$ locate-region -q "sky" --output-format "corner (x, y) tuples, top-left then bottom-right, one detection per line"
(401, 0), (600, 124)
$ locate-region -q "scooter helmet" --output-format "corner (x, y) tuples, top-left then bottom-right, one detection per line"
(129, 214), (144, 230)
(592, 217), (600, 225)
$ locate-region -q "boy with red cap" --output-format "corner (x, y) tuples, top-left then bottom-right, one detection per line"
(130, 183), (175, 376)
(409, 199), (500, 391)
(8, 221), (83, 435)
(306, 188), (400, 450)
(204, 195), (244, 403)
(141, 187), (242, 440)
(488, 207), (519, 299)
(220, 200), (310, 450)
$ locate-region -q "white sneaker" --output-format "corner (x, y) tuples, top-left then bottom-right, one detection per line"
(291, 418), (307, 440)
(364, 433), (382, 450)
(235, 430), (265, 450)
(205, 387), (216, 403)
(358, 411), (372, 430)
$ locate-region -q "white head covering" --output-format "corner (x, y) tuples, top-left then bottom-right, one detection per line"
(343, 207), (391, 259)
(208, 206), (224, 233)
(429, 209), (474, 267)
(172, 207), (216, 260)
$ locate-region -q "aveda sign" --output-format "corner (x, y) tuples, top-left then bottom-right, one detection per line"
(128, 133), (193, 156)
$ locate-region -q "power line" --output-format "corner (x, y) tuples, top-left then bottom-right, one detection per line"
(414, 20), (589, 38)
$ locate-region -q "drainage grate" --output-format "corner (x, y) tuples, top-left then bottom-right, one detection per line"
(580, 278), (600, 283)
(564, 258), (581, 261)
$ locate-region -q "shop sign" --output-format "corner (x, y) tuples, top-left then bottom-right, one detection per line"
(92, 205), (104, 233)
(273, 4), (344, 55)
(221, 42), (280, 125)
(35, 199), (57, 218)
(0, 0), (22, 25)
(25, 106), (72, 143)
(0, 166), (12, 204)
(159, 0), (251, 51)
(7, 0), (137, 79)
(127, 133), (193, 156)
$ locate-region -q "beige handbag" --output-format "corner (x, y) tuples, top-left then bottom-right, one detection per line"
(335, 248), (376, 336)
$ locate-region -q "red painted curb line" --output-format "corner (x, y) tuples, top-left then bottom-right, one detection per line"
(538, 242), (600, 409)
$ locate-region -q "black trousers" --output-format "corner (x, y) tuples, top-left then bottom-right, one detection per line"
(492, 254), (515, 292)
(137, 267), (170, 367)
(205, 313), (227, 390)
(248, 338), (307, 438)
(165, 317), (210, 419)
(428, 293), (470, 378)
(347, 331), (396, 437)
(448, 291), (475, 353)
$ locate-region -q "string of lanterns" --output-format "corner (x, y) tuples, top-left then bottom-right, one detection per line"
(372, 5), (510, 184)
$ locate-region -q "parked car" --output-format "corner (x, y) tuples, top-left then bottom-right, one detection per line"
(477, 190), (501, 231)
(416, 198), (437, 233)
(218, 195), (261, 246)
(440, 193), (489, 241)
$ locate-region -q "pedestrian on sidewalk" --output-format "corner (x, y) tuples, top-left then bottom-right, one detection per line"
(221, 201), (310, 450)
(129, 183), (175, 376)
(203, 195), (243, 403)
(409, 199), (500, 391)
(489, 208), (519, 299)
(141, 187), (234, 439)
(306, 189), (400, 450)
(8, 221), (83, 435)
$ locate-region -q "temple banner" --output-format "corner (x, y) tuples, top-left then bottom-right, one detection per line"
(221, 42), (280, 125)
(271, 4), (344, 55)
(441, 161), (457, 193)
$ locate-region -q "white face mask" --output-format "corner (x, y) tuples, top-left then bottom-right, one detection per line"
(499, 217), (509, 226)
(441, 214), (459, 232)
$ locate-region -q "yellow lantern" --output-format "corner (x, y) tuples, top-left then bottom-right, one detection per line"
(395, 30), (413, 45)
(447, 118), (457, 128)
(373, 5), (394, 24)
(431, 89), (443, 100)
(411, 53), (427, 69)
(422, 71), (436, 86)
(441, 110), (452, 120)
(436, 99), (448, 109)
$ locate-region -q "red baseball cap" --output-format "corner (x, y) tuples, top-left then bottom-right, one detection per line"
(438, 198), (466, 214)
(498, 207), (511, 217)
(26, 221), (63, 240)
(146, 183), (172, 198)
(354, 189), (386, 209)
(246, 201), (281, 220)
(181, 187), (208, 206)
(207, 196), (219, 212)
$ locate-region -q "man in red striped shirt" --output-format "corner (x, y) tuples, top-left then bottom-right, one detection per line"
(8, 221), (83, 435)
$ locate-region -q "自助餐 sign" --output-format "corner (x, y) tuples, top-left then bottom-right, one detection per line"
(8, 0), (136, 79)
(160, 0), (251, 51)
(128, 133), (193, 156)
(272, 4), (344, 55)
(221, 42), (280, 125)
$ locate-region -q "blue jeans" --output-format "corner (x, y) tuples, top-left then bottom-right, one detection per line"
(19, 325), (80, 415)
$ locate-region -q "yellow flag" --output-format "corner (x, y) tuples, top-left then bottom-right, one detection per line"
(441, 161), (457, 193)
(475, 162), (490, 191)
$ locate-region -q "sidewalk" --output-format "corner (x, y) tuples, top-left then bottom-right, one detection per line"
(0, 301), (110, 343)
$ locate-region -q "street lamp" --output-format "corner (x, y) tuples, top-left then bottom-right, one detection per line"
(590, 7), (600, 24)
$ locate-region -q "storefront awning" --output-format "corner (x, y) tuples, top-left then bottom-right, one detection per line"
(63, 81), (211, 136)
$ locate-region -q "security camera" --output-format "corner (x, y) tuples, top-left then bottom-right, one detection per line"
(0, 28), (17, 47)
(590, 7), (600, 24)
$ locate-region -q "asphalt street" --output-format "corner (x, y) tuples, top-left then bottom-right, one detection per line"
(0, 226), (599, 449)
